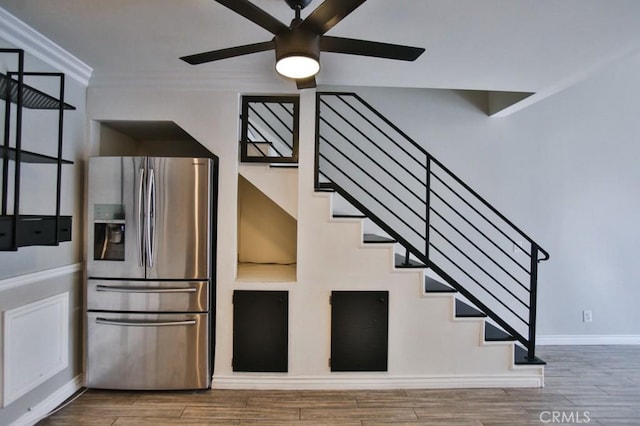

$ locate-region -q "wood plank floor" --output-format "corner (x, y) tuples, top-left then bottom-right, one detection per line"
(38, 346), (640, 425)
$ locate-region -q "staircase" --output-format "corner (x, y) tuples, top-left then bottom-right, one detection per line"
(236, 91), (548, 388)
(314, 92), (549, 364)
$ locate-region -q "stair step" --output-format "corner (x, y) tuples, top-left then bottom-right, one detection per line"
(270, 163), (298, 168)
(514, 345), (546, 365)
(333, 213), (367, 219)
(363, 233), (396, 244)
(455, 299), (487, 318)
(424, 276), (456, 293)
(394, 253), (427, 269)
(484, 323), (516, 342)
(315, 187), (335, 193)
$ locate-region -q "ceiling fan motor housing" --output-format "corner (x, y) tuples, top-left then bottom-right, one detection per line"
(275, 28), (321, 65)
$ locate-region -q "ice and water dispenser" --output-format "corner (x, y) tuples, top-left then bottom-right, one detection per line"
(93, 204), (125, 261)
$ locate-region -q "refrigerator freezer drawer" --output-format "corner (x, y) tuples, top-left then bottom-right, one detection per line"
(87, 280), (208, 312)
(86, 312), (209, 390)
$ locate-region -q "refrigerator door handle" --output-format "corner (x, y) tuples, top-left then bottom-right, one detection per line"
(96, 284), (197, 294)
(146, 167), (156, 268)
(96, 318), (197, 327)
(137, 167), (145, 268)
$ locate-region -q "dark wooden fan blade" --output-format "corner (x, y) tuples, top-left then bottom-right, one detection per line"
(214, 0), (288, 35)
(300, 0), (366, 35)
(180, 41), (275, 65)
(296, 76), (316, 89)
(320, 36), (425, 61)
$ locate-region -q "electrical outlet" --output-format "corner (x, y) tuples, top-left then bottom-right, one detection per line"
(583, 310), (593, 323)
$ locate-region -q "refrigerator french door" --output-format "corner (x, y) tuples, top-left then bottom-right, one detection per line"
(86, 156), (213, 390)
(88, 156), (211, 280)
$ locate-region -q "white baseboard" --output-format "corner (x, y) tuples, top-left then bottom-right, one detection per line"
(212, 373), (543, 390)
(10, 375), (83, 426)
(537, 335), (640, 345)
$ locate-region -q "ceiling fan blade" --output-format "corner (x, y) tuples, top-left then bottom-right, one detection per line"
(320, 36), (425, 61)
(180, 41), (275, 65)
(214, 0), (288, 35)
(296, 76), (316, 89)
(300, 0), (366, 35)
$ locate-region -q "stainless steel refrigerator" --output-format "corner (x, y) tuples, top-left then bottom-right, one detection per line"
(86, 156), (213, 390)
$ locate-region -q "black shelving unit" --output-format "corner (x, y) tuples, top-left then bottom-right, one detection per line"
(0, 48), (75, 251)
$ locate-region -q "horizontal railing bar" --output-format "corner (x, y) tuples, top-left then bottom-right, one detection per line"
(431, 171), (531, 259)
(429, 158), (549, 261)
(261, 102), (295, 149)
(278, 102), (295, 118)
(321, 137), (427, 224)
(429, 242), (530, 326)
(246, 140), (270, 158)
(246, 123), (286, 157)
(430, 189), (530, 275)
(248, 104), (292, 148)
(325, 180), (428, 261)
(319, 91), (430, 157)
(247, 121), (275, 147)
(430, 226), (530, 309)
(321, 91), (549, 261)
(319, 116), (426, 201)
(427, 262), (530, 346)
(319, 152), (426, 241)
(430, 207), (531, 293)
(320, 98), (427, 185)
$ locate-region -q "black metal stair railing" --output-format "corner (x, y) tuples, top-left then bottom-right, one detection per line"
(314, 92), (549, 361)
(240, 95), (299, 164)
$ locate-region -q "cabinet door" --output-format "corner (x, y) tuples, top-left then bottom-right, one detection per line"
(233, 290), (288, 372)
(331, 291), (389, 372)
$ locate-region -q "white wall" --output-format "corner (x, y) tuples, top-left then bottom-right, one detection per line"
(0, 37), (87, 425)
(335, 48), (640, 339)
(86, 86), (545, 390)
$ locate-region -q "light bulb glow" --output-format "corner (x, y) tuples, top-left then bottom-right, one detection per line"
(275, 55), (320, 79)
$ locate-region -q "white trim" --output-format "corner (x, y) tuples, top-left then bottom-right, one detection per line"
(0, 7), (92, 85)
(3, 293), (69, 406)
(89, 70), (294, 92)
(212, 373), (543, 390)
(9, 375), (83, 426)
(537, 335), (640, 346)
(0, 263), (83, 292)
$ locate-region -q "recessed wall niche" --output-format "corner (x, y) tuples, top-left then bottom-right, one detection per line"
(237, 175), (297, 282)
(98, 120), (214, 157)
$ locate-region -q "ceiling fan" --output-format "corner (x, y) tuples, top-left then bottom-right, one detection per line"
(180, 0), (425, 89)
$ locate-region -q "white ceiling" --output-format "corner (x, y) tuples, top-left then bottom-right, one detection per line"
(1, 0), (640, 92)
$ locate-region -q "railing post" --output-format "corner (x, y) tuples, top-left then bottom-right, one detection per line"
(527, 243), (539, 360)
(314, 93), (322, 189)
(425, 155), (431, 262)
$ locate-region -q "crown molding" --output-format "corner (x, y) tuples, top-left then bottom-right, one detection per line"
(0, 7), (92, 86)
(89, 69), (302, 93)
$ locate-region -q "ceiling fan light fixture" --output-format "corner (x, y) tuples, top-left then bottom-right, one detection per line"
(276, 54), (320, 79)
(275, 28), (320, 80)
